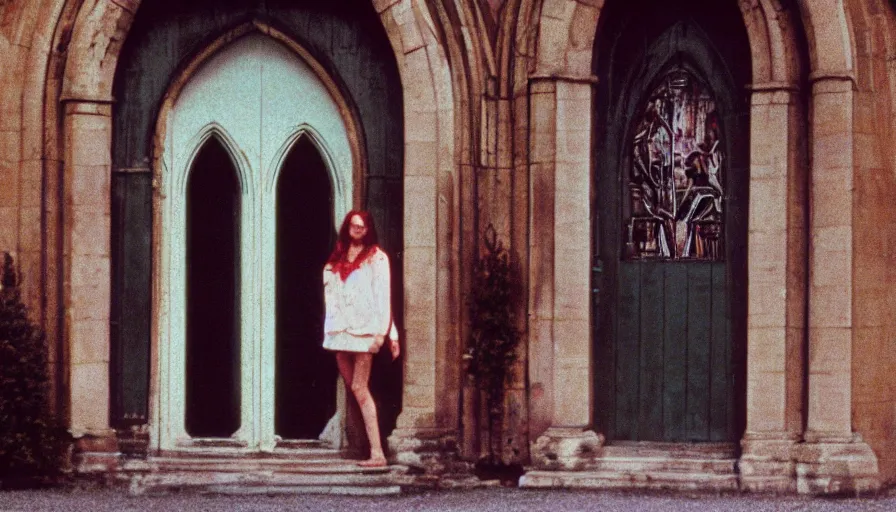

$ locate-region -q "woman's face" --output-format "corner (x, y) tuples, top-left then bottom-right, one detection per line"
(349, 214), (367, 243)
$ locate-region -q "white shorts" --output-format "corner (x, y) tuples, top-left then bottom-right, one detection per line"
(322, 331), (376, 353)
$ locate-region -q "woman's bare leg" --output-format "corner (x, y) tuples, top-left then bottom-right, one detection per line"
(335, 351), (354, 389)
(350, 353), (386, 466)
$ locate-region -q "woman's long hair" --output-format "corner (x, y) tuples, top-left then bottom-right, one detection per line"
(327, 210), (379, 280)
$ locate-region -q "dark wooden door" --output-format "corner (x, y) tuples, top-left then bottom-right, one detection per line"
(594, 14), (750, 443)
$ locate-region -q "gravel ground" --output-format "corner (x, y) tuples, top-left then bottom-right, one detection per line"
(1, 487), (894, 512)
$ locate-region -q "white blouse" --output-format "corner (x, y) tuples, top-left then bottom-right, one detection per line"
(322, 247), (394, 352)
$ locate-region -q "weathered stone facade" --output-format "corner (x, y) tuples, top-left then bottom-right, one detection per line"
(1, 0), (895, 494)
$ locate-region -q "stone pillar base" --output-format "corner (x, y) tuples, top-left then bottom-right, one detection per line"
(794, 433), (880, 495)
(529, 427), (605, 471)
(387, 427), (471, 487)
(72, 429), (121, 476)
(739, 433), (799, 492)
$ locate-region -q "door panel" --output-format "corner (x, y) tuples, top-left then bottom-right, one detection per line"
(612, 261), (727, 442)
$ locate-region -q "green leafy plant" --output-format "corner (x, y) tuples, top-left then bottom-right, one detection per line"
(0, 253), (69, 487)
(466, 225), (521, 465)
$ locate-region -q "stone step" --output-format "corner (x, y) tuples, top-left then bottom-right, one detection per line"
(144, 457), (392, 474)
(600, 442), (738, 460)
(587, 456), (736, 474)
(125, 462), (403, 496)
(519, 469), (740, 491)
(158, 446), (343, 461)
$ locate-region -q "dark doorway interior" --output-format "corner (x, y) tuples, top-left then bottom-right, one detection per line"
(275, 136), (338, 439)
(185, 137), (242, 438)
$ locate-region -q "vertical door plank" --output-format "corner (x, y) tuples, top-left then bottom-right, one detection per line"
(663, 265), (688, 441)
(686, 264), (712, 441)
(638, 261), (665, 440)
(709, 262), (731, 441)
(616, 262), (641, 440)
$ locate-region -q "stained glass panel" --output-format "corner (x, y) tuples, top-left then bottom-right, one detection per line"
(624, 69), (724, 261)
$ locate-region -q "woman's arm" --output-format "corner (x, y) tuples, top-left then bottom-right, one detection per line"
(370, 249), (392, 338)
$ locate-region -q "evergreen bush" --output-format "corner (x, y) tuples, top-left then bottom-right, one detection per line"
(0, 253), (69, 487)
(466, 225), (521, 467)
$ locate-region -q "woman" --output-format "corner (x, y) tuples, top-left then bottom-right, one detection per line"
(323, 210), (399, 467)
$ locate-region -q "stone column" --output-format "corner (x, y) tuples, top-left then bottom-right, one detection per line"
(795, 74), (879, 495)
(61, 98), (119, 471)
(739, 83), (806, 492)
(383, 7), (461, 471)
(524, 76), (603, 475)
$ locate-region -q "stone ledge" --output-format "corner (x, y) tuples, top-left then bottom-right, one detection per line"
(519, 470), (740, 492)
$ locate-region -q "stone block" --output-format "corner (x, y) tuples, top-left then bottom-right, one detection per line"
(403, 383), (435, 410)
(529, 428), (604, 471)
(794, 437), (881, 495)
(0, 207), (16, 252)
(553, 248), (589, 320)
(536, 18), (570, 76)
(373, 0), (402, 14)
(747, 372), (786, 432)
(811, 179), (853, 230)
(554, 363), (590, 425)
(405, 109), (437, 143)
(553, 319), (590, 361)
(0, 163), (19, 208)
(71, 210), (110, 257)
(404, 140), (438, 178)
(70, 362), (111, 434)
(71, 319), (110, 365)
(808, 284), (851, 328)
(402, 48), (436, 110)
(404, 176), (436, 246)
(808, 327), (851, 373)
(555, 126), (590, 164)
(19, 159), (42, 208)
(812, 133), (853, 172)
(393, 1), (424, 54)
(18, 206), (41, 256)
(807, 370), (851, 433)
(748, 327), (787, 373)
(811, 92), (852, 137)
(0, 129), (21, 167)
(69, 254), (110, 320)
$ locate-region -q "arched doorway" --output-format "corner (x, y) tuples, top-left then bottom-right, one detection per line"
(593, 1), (751, 444)
(155, 33), (356, 450)
(275, 135), (337, 440)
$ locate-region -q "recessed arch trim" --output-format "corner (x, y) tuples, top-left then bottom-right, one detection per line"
(264, 124), (351, 224)
(152, 20), (366, 209)
(176, 123), (253, 198)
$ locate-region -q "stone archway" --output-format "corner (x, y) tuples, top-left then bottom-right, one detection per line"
(42, 0), (461, 470)
(518, 0), (880, 494)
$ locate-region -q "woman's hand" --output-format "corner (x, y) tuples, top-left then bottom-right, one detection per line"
(370, 335), (385, 353)
(390, 338), (400, 361)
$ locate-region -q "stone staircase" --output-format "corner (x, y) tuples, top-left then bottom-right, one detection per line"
(119, 440), (403, 496)
(519, 442), (740, 491)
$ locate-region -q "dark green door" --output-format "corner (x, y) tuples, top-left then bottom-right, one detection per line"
(593, 13), (750, 443)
